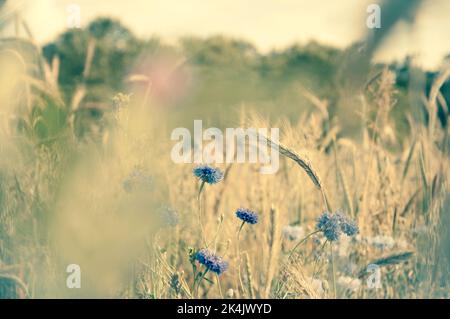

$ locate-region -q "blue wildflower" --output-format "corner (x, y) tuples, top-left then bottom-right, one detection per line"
(193, 165), (223, 184)
(334, 211), (359, 236)
(340, 217), (359, 236)
(316, 212), (341, 241)
(159, 206), (179, 227)
(316, 211), (359, 241)
(235, 208), (259, 225)
(195, 249), (229, 275)
(123, 169), (153, 193)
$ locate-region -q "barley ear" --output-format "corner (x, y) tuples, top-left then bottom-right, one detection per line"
(244, 252), (255, 299)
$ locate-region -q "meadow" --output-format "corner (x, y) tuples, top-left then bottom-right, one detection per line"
(0, 11), (450, 299)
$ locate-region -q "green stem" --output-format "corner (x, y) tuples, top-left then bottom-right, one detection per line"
(238, 221), (245, 235)
(195, 268), (209, 298)
(311, 239), (328, 279)
(191, 265), (197, 297)
(330, 242), (337, 299)
(287, 230), (321, 260)
(197, 181), (208, 247)
(237, 221), (246, 296)
(197, 180), (206, 201)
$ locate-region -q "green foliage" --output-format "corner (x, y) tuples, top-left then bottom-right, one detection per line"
(43, 17), (142, 103)
(41, 17), (450, 140)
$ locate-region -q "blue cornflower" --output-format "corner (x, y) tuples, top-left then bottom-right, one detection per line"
(316, 212), (341, 241)
(193, 165), (223, 184)
(235, 208), (259, 225)
(340, 217), (359, 236)
(123, 169), (153, 193)
(316, 211), (359, 241)
(195, 249), (229, 275)
(159, 206), (179, 227)
(334, 211), (359, 236)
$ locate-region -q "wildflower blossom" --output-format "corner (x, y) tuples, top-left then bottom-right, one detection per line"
(316, 212), (342, 241)
(159, 206), (179, 227)
(193, 165), (223, 184)
(122, 169), (153, 193)
(316, 211), (358, 242)
(169, 273), (181, 294)
(235, 208), (259, 225)
(195, 249), (229, 275)
(339, 216), (359, 236)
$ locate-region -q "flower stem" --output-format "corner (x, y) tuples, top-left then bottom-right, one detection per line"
(197, 180), (206, 202)
(197, 181), (208, 247)
(191, 266), (197, 296)
(237, 221), (246, 297)
(330, 242), (337, 299)
(238, 221), (245, 235)
(311, 239), (328, 279)
(287, 230), (320, 260)
(195, 268), (209, 298)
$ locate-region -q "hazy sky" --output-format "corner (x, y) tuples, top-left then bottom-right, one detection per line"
(7, 0), (450, 69)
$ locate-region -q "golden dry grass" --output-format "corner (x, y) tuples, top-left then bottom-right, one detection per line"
(1, 25), (450, 299)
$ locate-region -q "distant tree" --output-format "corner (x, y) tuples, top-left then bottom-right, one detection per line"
(40, 17), (449, 137)
(42, 17), (141, 102)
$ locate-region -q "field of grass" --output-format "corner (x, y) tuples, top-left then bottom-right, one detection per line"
(1, 7), (450, 299)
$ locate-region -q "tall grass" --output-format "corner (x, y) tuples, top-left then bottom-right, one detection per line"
(1, 13), (450, 299)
